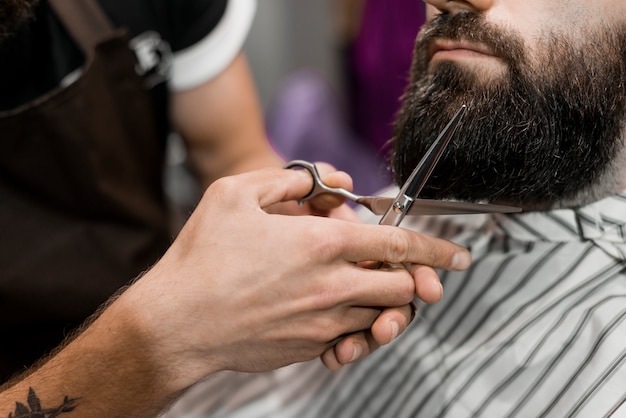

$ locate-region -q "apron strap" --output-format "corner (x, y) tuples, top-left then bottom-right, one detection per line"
(48, 0), (118, 56)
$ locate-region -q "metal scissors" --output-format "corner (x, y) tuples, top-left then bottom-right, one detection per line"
(285, 105), (521, 226)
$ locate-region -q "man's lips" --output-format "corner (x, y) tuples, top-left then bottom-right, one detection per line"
(429, 39), (498, 62)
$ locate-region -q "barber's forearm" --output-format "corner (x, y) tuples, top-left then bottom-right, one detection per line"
(171, 53), (285, 189)
(188, 140), (284, 190)
(0, 297), (187, 418)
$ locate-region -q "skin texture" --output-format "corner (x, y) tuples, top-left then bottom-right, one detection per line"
(390, 0), (626, 210)
(0, 167), (471, 417)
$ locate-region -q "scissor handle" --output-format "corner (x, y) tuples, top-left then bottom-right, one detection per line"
(284, 160), (359, 202)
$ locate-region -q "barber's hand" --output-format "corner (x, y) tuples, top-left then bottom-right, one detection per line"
(116, 167), (471, 394)
(270, 162), (457, 369)
(264, 161), (360, 222)
(320, 263), (446, 370)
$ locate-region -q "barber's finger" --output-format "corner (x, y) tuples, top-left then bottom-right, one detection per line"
(299, 162), (360, 220)
(370, 304), (415, 346)
(320, 333), (375, 369)
(334, 266), (416, 307)
(307, 163), (353, 211)
(208, 167), (322, 209)
(326, 304), (416, 369)
(320, 346), (344, 371)
(331, 331), (378, 366)
(321, 305), (415, 370)
(231, 163), (352, 210)
(337, 306), (382, 337)
(314, 162), (353, 190)
(219, 165), (358, 221)
(352, 263), (443, 306)
(407, 264), (444, 304)
(338, 222), (471, 271)
(306, 305), (383, 344)
(320, 327), (380, 371)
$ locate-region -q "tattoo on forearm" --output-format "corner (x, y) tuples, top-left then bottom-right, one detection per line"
(8, 388), (78, 418)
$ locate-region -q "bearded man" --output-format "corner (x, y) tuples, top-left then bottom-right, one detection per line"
(164, 0), (626, 416)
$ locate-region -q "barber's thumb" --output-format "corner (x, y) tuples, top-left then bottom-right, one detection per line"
(250, 167), (318, 208)
(307, 163), (354, 210)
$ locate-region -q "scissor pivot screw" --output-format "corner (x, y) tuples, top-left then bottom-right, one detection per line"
(393, 202), (405, 213)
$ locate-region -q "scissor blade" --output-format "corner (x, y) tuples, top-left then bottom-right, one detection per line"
(400, 105), (467, 199)
(370, 198), (521, 216)
(379, 105), (466, 227)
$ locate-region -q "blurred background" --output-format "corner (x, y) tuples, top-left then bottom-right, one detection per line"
(244, 0), (342, 109)
(244, 0), (426, 196)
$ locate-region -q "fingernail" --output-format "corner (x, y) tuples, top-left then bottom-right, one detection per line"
(350, 343), (363, 362)
(451, 251), (471, 270)
(389, 321), (400, 342)
(438, 282), (444, 299)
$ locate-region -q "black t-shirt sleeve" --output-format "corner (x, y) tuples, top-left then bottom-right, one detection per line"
(166, 0), (228, 51)
(168, 0), (256, 90)
(102, 0), (256, 90)
(101, 0), (227, 53)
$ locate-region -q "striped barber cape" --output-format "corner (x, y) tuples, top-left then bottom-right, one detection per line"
(165, 190), (626, 418)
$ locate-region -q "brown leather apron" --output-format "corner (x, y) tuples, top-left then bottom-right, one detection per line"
(0, 0), (171, 379)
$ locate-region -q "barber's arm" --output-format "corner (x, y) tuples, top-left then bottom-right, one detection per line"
(0, 167), (470, 417)
(171, 52), (282, 189)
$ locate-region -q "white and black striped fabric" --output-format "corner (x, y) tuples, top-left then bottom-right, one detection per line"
(165, 190), (626, 418)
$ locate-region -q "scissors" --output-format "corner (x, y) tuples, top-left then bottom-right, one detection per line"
(285, 105), (521, 226)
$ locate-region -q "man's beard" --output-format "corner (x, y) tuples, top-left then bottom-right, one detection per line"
(390, 13), (626, 209)
(0, 0), (39, 41)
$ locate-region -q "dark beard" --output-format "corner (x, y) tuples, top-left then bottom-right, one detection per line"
(0, 0), (39, 41)
(390, 13), (626, 209)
